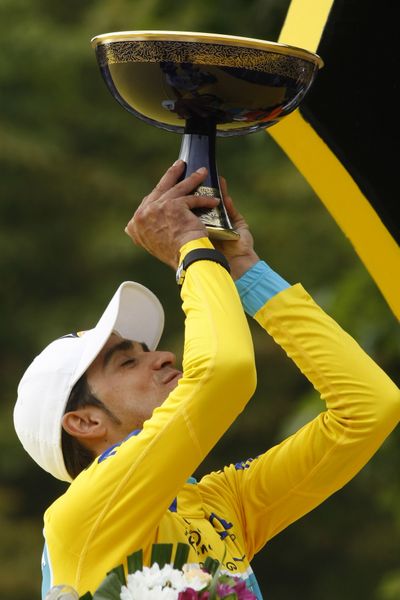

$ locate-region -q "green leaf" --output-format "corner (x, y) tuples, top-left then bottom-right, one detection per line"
(92, 572), (122, 600)
(208, 573), (219, 600)
(107, 563), (125, 586)
(204, 556), (220, 576)
(206, 549), (227, 600)
(79, 593), (93, 600)
(173, 543), (190, 570)
(151, 543), (173, 567)
(127, 549), (143, 574)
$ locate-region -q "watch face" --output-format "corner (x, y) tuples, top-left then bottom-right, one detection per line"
(176, 263), (185, 285)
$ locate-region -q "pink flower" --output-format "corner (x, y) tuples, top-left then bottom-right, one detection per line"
(178, 589), (211, 600)
(178, 588), (199, 600)
(233, 580), (257, 600)
(216, 583), (233, 598)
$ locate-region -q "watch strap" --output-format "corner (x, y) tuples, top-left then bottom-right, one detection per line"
(176, 248), (230, 286)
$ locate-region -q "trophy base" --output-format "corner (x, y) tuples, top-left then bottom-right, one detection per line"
(205, 225), (240, 240)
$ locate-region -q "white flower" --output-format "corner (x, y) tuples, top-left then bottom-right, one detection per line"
(182, 566), (212, 591)
(120, 563), (191, 600)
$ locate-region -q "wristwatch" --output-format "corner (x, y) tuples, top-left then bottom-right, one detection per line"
(176, 248), (230, 286)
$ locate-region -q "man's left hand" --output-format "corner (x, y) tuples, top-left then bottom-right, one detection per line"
(125, 160), (220, 268)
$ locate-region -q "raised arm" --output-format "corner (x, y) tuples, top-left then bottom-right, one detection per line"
(45, 163), (257, 594)
(206, 185), (400, 559)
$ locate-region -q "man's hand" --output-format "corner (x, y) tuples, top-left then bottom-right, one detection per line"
(214, 177), (260, 280)
(125, 160), (219, 269)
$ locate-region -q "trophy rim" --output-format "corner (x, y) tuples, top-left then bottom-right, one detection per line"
(90, 30), (323, 68)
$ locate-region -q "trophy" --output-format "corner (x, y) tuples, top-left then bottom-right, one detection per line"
(91, 31), (323, 239)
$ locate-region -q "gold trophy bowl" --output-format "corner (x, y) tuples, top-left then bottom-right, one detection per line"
(91, 31), (323, 239)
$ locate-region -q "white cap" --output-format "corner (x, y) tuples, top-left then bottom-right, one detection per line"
(14, 282), (164, 482)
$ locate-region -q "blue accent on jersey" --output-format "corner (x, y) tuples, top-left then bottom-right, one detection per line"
(98, 429), (141, 463)
(234, 458), (254, 470)
(41, 542), (51, 599)
(168, 497), (178, 512)
(209, 512), (233, 531)
(98, 444), (119, 462)
(235, 260), (290, 316)
(129, 429), (142, 437)
(209, 512), (234, 540)
(246, 570), (263, 600)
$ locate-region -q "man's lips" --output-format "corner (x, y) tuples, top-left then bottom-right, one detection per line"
(162, 370), (182, 385)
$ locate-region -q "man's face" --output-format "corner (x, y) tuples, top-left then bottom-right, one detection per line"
(85, 333), (182, 438)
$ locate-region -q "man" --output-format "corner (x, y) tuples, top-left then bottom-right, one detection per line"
(14, 161), (400, 599)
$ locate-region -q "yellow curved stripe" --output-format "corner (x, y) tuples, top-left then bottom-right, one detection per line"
(278, 0), (335, 52)
(269, 110), (400, 319)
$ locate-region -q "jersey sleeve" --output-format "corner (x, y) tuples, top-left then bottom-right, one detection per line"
(44, 237), (256, 594)
(199, 284), (400, 560)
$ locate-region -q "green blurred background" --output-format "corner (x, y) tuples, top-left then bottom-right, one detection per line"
(1, 0), (399, 598)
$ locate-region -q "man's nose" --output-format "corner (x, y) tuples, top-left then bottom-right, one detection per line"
(148, 350), (176, 370)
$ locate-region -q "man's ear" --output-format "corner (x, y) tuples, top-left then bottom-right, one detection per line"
(61, 407), (107, 441)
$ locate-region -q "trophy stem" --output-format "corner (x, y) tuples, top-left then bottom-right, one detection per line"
(178, 118), (239, 240)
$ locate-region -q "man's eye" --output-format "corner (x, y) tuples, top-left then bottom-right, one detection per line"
(121, 359), (135, 367)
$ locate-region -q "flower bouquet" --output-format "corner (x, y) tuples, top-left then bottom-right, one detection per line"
(45, 543), (257, 600)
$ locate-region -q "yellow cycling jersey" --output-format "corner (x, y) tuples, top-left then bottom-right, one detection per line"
(42, 239), (400, 598)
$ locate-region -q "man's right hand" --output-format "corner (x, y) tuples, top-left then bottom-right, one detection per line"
(125, 160), (220, 269)
(214, 177), (260, 280)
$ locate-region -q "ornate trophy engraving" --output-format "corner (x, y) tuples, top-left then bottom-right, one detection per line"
(91, 31), (322, 239)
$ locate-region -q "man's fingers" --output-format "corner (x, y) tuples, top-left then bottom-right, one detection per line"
(165, 167), (211, 199)
(125, 192), (218, 235)
(153, 162), (207, 198)
(219, 176), (228, 197)
(219, 176), (240, 220)
(125, 166), (217, 250)
(183, 193), (219, 210)
(145, 162), (210, 205)
(219, 176), (233, 210)
(151, 159), (186, 197)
